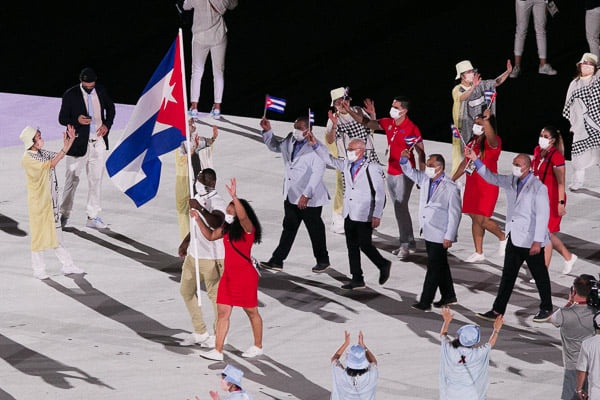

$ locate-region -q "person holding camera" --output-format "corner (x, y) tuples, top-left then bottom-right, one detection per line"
(551, 275), (597, 400)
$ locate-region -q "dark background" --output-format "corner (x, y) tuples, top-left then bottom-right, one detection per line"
(2, 1), (589, 157)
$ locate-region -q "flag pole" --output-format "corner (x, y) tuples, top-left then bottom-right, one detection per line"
(263, 94), (268, 119)
(178, 28), (202, 307)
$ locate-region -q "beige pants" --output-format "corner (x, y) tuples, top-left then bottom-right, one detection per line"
(180, 256), (223, 334)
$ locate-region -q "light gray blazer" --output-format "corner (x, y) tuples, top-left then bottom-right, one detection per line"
(262, 130), (329, 207)
(476, 164), (550, 247)
(315, 144), (385, 222)
(401, 162), (462, 244)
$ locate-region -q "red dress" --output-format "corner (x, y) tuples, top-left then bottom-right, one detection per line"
(462, 136), (502, 217)
(532, 146), (566, 233)
(217, 229), (258, 308)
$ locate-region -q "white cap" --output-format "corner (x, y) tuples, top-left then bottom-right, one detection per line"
(455, 60), (474, 80)
(19, 126), (38, 150)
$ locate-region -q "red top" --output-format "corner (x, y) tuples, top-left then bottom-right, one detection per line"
(217, 229), (259, 308)
(462, 136), (502, 217)
(532, 145), (566, 233)
(379, 117), (422, 175)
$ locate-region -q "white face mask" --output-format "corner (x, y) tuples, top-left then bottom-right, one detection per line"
(581, 64), (595, 77)
(195, 181), (208, 196)
(346, 150), (359, 162)
(538, 137), (551, 149)
(472, 124), (484, 136)
(389, 107), (402, 119)
(425, 166), (438, 179)
(463, 72), (474, 83)
(224, 214), (235, 224)
(512, 165), (524, 177)
(292, 129), (305, 141)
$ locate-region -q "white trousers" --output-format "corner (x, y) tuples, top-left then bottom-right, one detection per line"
(190, 36), (227, 104)
(61, 141), (107, 219)
(586, 6), (600, 59)
(31, 228), (75, 272)
(514, 0), (547, 59)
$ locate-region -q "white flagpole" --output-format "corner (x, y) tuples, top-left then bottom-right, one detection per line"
(178, 28), (202, 307)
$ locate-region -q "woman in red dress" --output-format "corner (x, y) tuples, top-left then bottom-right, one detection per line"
(452, 109), (506, 263)
(192, 178), (264, 361)
(531, 126), (577, 274)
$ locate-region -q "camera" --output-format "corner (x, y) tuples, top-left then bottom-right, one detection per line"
(587, 275), (600, 309)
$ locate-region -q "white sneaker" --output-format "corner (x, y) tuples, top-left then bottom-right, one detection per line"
(498, 239), (507, 256)
(509, 65), (521, 78)
(569, 184), (582, 192)
(562, 254), (578, 275)
(86, 217), (108, 229)
(62, 265), (85, 275)
(33, 270), (49, 280)
(465, 252), (486, 263)
(200, 335), (216, 348)
(200, 349), (223, 361)
(241, 345), (263, 358)
(538, 64), (557, 76)
(395, 247), (409, 260)
(180, 332), (210, 347)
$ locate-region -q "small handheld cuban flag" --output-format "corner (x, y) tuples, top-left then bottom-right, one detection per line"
(308, 109), (315, 126)
(404, 135), (422, 150)
(264, 95), (287, 116)
(486, 91), (497, 110)
(451, 124), (466, 146)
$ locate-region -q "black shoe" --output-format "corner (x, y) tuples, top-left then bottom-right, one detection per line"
(411, 302), (431, 311)
(533, 309), (553, 323)
(60, 215), (68, 229)
(433, 297), (458, 308)
(311, 263), (330, 273)
(259, 261), (283, 272)
(379, 260), (391, 285)
(476, 310), (500, 322)
(341, 281), (366, 290)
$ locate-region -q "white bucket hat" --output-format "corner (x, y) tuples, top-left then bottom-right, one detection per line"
(346, 345), (369, 369)
(455, 60), (474, 80)
(578, 53), (598, 66)
(19, 126), (38, 150)
(457, 324), (481, 347)
(330, 87), (347, 106)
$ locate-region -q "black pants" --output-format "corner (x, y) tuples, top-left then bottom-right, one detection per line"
(419, 241), (456, 305)
(492, 236), (553, 314)
(270, 200), (329, 265)
(345, 217), (389, 282)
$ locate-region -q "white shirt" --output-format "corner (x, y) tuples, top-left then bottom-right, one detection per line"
(577, 334), (600, 399)
(188, 191), (226, 259)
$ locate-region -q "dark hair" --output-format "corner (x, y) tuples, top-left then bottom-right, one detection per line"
(541, 125), (565, 155)
(451, 338), (462, 348)
(429, 154), (445, 170)
(198, 168), (217, 185)
(295, 116), (309, 128)
(345, 367), (368, 377)
(574, 275), (594, 297)
(222, 198), (262, 244)
(393, 96), (410, 111)
(220, 374), (241, 391)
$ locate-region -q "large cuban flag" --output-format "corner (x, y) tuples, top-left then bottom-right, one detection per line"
(106, 32), (187, 207)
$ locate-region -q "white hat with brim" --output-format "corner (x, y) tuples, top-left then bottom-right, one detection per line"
(455, 60), (474, 80)
(19, 126), (37, 150)
(346, 345), (369, 370)
(457, 324), (480, 347)
(578, 53), (598, 66)
(330, 87), (347, 106)
(222, 364), (243, 389)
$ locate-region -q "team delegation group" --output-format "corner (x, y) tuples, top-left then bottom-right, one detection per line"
(18, 1), (600, 397)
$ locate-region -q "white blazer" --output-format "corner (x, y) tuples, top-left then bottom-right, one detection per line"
(476, 165), (550, 247)
(401, 162), (462, 244)
(315, 144), (385, 222)
(262, 130), (329, 207)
